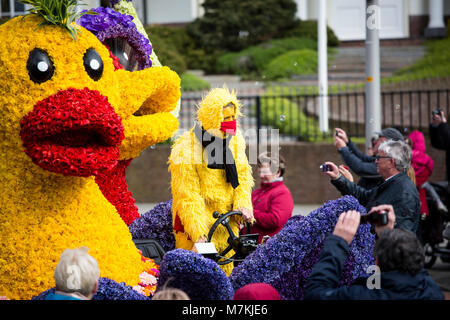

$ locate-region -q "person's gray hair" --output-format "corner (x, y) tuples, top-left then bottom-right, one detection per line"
(54, 247), (100, 297)
(375, 229), (424, 276)
(378, 139), (411, 172)
(257, 152), (286, 176)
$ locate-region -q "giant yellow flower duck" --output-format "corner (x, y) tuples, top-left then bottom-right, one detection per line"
(169, 88), (254, 276)
(0, 2), (180, 300)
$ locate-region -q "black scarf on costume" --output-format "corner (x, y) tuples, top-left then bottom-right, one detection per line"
(194, 123), (239, 189)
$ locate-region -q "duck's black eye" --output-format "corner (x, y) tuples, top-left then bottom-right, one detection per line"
(27, 48), (55, 84)
(83, 48), (103, 81)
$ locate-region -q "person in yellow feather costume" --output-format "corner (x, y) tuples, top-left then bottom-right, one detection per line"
(169, 88), (254, 276)
(0, 10), (179, 299)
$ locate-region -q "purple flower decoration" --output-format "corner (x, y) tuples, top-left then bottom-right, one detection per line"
(31, 277), (149, 300)
(229, 195), (376, 300)
(157, 249), (234, 300)
(77, 7), (152, 70)
(129, 200), (176, 252)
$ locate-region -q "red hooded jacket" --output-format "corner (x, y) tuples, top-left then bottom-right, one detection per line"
(233, 283), (281, 300)
(409, 130), (434, 216)
(247, 180), (294, 243)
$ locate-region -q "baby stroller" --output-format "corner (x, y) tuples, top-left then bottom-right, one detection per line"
(420, 181), (450, 268)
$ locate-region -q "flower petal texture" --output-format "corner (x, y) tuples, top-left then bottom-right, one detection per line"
(158, 249), (234, 300)
(129, 200), (176, 252)
(229, 195), (375, 300)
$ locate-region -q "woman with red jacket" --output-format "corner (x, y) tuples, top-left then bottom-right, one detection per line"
(246, 152), (294, 243)
(409, 130), (434, 218)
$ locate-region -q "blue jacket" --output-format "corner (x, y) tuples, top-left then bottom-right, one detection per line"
(338, 139), (378, 176)
(44, 292), (81, 300)
(304, 235), (444, 300)
(338, 140), (383, 189)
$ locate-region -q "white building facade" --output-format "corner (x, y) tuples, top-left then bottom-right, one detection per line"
(1, 0), (449, 41)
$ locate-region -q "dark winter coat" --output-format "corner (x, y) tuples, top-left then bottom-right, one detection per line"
(331, 173), (420, 233)
(304, 235), (444, 300)
(429, 122), (450, 184)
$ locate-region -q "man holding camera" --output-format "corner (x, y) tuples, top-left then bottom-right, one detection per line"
(304, 205), (444, 300)
(334, 127), (405, 189)
(323, 139), (420, 234)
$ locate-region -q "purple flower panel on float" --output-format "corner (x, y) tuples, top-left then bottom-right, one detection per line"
(157, 249), (234, 300)
(229, 195), (375, 300)
(32, 277), (149, 300)
(77, 6), (152, 70)
(129, 200), (176, 252)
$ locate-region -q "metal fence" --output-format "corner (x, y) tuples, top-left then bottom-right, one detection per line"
(178, 88), (450, 142)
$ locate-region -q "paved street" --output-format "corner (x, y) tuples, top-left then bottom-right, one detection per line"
(136, 202), (450, 298)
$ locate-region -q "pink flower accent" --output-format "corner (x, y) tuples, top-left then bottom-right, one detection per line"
(139, 272), (157, 286)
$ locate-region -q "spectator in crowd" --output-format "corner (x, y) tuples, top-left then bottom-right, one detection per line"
(243, 152), (293, 244)
(323, 140), (421, 234)
(408, 130), (448, 219)
(152, 287), (190, 300)
(429, 109), (450, 244)
(233, 283), (281, 300)
(304, 205), (444, 300)
(45, 247), (100, 300)
(429, 109), (450, 188)
(334, 127), (404, 189)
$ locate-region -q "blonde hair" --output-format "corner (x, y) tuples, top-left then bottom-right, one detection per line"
(53, 247), (100, 297)
(152, 288), (190, 300)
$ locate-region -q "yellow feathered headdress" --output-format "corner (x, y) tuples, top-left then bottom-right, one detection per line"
(196, 87), (243, 136)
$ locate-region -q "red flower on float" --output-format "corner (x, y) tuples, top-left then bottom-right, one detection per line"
(95, 159), (140, 225)
(91, 48), (140, 226)
(20, 87), (125, 177)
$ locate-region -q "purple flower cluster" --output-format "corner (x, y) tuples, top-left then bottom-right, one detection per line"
(129, 200), (175, 252)
(229, 195), (375, 300)
(31, 277), (149, 300)
(77, 6), (152, 70)
(157, 249), (234, 300)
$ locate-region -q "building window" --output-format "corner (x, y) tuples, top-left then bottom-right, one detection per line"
(1, 0), (27, 17)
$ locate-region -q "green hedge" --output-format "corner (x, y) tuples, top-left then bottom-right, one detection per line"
(180, 72), (211, 92)
(251, 95), (322, 141)
(145, 25), (220, 73)
(283, 20), (340, 47)
(216, 37), (317, 77)
(144, 27), (187, 74)
(385, 37), (450, 83)
(262, 49), (317, 80)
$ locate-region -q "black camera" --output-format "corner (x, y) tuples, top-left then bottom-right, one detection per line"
(320, 164), (332, 172)
(361, 210), (389, 225)
(432, 108), (443, 117)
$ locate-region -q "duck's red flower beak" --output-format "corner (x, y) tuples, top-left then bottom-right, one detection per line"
(20, 87), (125, 177)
